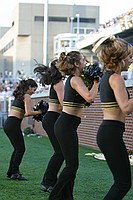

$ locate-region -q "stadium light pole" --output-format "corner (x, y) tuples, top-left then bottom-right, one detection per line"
(76, 14), (80, 34)
(70, 17), (74, 33)
(43, 0), (48, 65)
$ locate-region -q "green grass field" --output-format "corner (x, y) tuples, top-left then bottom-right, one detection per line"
(0, 128), (132, 200)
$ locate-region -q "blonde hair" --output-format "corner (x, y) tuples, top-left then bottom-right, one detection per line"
(93, 36), (133, 72)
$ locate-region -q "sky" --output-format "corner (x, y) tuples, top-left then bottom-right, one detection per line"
(0, 0), (133, 27)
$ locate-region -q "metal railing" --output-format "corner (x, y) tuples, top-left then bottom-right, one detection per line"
(0, 96), (8, 128)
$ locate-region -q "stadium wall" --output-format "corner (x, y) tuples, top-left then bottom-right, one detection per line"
(21, 87), (133, 151)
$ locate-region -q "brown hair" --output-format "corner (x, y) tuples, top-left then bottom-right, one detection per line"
(56, 51), (81, 76)
(13, 79), (38, 100)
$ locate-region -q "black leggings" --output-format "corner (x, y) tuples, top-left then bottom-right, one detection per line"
(41, 111), (64, 187)
(49, 112), (81, 200)
(3, 116), (25, 176)
(97, 120), (131, 200)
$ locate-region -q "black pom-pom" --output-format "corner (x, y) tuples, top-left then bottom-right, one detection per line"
(32, 100), (49, 122)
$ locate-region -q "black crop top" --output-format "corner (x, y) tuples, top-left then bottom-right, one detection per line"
(49, 84), (60, 104)
(100, 71), (119, 109)
(63, 76), (85, 108)
(11, 98), (25, 114)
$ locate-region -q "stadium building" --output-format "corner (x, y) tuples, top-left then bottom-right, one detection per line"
(0, 3), (99, 80)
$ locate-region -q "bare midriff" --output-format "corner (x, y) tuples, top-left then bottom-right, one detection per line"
(63, 106), (83, 118)
(48, 102), (62, 114)
(9, 109), (24, 120)
(102, 107), (125, 123)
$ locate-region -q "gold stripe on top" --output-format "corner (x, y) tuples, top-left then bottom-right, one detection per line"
(49, 99), (60, 104)
(63, 101), (84, 108)
(11, 106), (25, 114)
(101, 102), (119, 109)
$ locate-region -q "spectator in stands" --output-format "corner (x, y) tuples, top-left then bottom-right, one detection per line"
(3, 79), (42, 180)
(0, 82), (3, 92)
(92, 35), (133, 199)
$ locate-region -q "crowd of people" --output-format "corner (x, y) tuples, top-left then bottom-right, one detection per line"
(0, 79), (47, 100)
(98, 8), (133, 31)
(0, 81), (18, 98)
(2, 35), (133, 200)
(87, 8), (133, 36)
